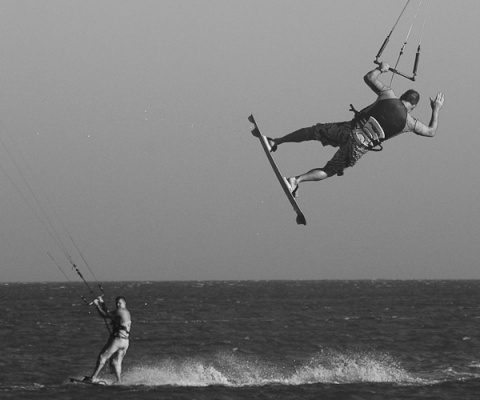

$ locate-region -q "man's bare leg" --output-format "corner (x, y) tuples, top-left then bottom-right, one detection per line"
(110, 350), (126, 384)
(287, 168), (329, 197)
(267, 127), (313, 152)
(90, 342), (116, 382)
(90, 357), (106, 382)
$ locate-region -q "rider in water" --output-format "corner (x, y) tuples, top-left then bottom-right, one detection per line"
(87, 296), (131, 384)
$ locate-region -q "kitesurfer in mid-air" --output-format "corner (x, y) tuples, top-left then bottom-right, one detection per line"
(86, 296), (131, 384)
(266, 61), (445, 198)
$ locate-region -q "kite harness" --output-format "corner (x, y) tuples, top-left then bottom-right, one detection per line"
(350, 99), (409, 151)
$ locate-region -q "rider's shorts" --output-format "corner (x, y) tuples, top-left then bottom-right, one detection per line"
(309, 121), (369, 176)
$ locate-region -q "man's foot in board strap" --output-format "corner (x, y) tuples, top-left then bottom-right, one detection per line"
(266, 137), (277, 152)
(284, 177), (299, 198)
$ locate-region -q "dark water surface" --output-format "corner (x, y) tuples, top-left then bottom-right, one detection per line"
(2, 280), (480, 399)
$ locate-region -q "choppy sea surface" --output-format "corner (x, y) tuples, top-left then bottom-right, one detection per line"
(2, 280), (480, 399)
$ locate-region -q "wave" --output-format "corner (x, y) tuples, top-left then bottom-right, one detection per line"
(120, 348), (424, 387)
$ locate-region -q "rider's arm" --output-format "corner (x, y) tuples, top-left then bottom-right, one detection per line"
(364, 62), (394, 97)
(413, 92), (445, 137)
(93, 297), (113, 319)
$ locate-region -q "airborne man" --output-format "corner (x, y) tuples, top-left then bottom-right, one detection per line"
(266, 62), (444, 198)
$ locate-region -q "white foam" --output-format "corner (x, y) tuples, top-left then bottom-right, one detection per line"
(119, 349), (424, 387)
(291, 349), (422, 385)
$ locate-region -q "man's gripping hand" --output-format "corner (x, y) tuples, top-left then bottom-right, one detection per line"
(92, 294), (105, 306)
(378, 61), (390, 73)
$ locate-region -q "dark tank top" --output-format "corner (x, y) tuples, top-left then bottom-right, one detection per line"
(363, 98), (407, 140)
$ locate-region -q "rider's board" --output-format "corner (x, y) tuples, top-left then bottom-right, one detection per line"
(68, 377), (108, 386)
(248, 114), (306, 225)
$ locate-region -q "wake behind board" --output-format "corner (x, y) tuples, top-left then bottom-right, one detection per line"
(248, 114), (306, 225)
(68, 377), (108, 386)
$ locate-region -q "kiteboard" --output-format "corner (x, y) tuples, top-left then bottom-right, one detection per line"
(248, 114), (306, 225)
(68, 377), (108, 386)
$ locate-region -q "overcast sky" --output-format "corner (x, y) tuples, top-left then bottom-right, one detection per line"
(1, 0), (479, 282)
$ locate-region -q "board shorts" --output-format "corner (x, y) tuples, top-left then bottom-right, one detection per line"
(101, 337), (129, 362)
(307, 121), (369, 177)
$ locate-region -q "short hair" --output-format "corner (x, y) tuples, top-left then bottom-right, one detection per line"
(116, 296), (126, 303)
(400, 89), (420, 106)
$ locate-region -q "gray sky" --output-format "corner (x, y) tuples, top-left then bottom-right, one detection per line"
(1, 0), (479, 282)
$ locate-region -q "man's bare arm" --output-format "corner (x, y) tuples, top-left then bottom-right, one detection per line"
(364, 62), (394, 97)
(93, 297), (113, 319)
(414, 92), (445, 137)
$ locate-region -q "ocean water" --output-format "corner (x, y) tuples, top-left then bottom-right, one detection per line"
(1, 280), (480, 399)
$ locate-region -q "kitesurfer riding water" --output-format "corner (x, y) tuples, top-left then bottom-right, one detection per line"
(86, 296), (131, 384)
(266, 61), (445, 198)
